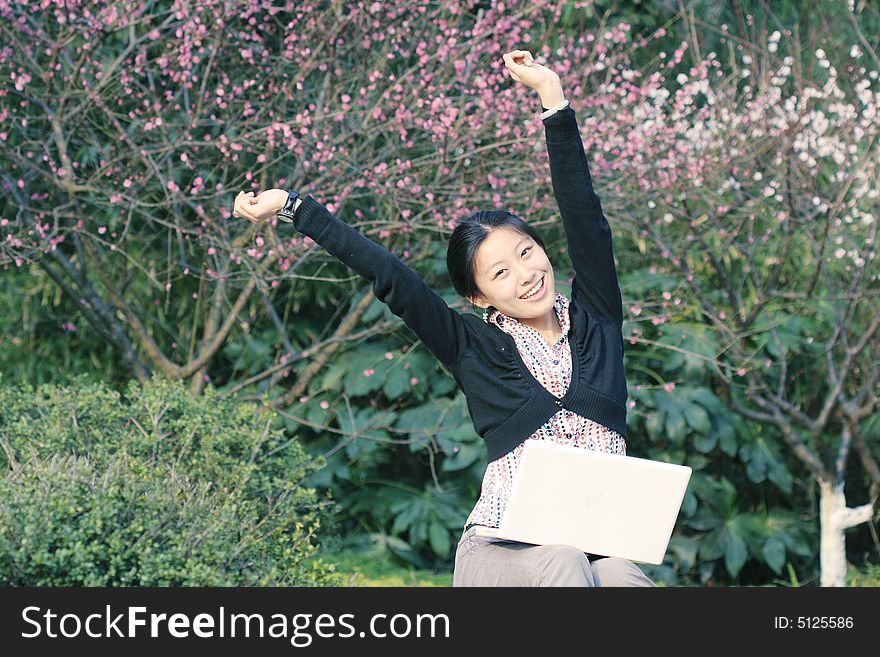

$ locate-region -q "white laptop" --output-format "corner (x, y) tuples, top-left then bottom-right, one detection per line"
(474, 440), (692, 564)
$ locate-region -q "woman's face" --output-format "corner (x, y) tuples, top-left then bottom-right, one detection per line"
(468, 226), (556, 322)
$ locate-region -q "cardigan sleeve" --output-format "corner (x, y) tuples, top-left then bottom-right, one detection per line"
(281, 194), (469, 367)
(540, 98), (570, 120)
(541, 105), (623, 322)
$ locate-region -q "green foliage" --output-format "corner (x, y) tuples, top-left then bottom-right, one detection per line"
(0, 376), (335, 586)
(297, 380), (479, 569)
(622, 263), (820, 586)
(847, 563), (880, 588)
(684, 475), (813, 579)
(0, 268), (126, 387)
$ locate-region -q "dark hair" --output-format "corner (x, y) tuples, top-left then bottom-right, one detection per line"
(446, 210), (547, 301)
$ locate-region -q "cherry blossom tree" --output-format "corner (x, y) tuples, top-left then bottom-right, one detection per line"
(604, 13), (879, 586)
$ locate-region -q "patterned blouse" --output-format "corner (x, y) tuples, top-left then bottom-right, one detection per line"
(464, 292), (627, 530)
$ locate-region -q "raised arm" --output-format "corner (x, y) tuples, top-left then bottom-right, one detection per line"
(543, 106), (622, 322)
(504, 51), (623, 323)
(233, 190), (469, 367)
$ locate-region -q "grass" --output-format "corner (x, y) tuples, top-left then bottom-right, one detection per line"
(320, 549), (453, 587)
(314, 539), (880, 587)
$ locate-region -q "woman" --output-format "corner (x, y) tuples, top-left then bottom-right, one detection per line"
(234, 50), (653, 587)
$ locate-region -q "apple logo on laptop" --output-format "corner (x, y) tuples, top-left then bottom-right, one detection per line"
(583, 492), (607, 515)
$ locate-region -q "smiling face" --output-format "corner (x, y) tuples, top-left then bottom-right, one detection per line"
(468, 226), (557, 327)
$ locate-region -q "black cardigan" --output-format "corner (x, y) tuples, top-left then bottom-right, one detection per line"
(285, 105), (627, 462)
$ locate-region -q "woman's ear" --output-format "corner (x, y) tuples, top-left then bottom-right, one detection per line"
(468, 295), (490, 310)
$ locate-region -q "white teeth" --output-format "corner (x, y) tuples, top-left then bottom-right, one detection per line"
(520, 277), (544, 299)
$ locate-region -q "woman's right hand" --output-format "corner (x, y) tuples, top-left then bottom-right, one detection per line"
(233, 189), (288, 224)
(502, 50), (561, 93)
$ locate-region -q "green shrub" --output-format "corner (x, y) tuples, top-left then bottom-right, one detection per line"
(847, 563), (880, 588)
(0, 376), (335, 586)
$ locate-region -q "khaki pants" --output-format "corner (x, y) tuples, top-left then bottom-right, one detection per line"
(453, 526), (656, 587)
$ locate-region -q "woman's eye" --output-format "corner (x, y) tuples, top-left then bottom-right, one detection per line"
(494, 269), (506, 278)
(522, 247), (532, 257)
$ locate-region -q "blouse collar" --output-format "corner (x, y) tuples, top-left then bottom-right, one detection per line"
(488, 292), (571, 339)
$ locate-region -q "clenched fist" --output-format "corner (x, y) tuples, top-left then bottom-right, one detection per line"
(233, 189), (288, 224)
(502, 49), (561, 93)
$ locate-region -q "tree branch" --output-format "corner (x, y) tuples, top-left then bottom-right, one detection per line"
(270, 289), (376, 409)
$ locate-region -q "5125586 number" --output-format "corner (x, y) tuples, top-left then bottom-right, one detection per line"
(774, 616), (854, 629)
(797, 617), (853, 629)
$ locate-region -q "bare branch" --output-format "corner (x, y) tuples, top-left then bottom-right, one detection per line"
(270, 290), (377, 409)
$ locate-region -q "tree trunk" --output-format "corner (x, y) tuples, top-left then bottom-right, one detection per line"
(817, 480), (875, 587)
(818, 480), (849, 587)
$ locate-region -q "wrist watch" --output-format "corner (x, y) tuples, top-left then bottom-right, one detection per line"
(277, 190), (301, 223)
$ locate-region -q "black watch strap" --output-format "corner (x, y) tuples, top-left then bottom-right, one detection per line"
(277, 190), (301, 222)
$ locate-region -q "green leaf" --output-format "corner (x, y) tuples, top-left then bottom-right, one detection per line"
(690, 474), (737, 517)
(718, 422), (738, 456)
(306, 452), (349, 485)
(304, 396), (332, 426)
(689, 387), (721, 408)
(665, 407), (686, 444)
(683, 403), (712, 433)
(430, 374), (456, 396)
(767, 461), (793, 494)
(762, 538), (786, 574)
(428, 521), (450, 556)
(382, 365), (412, 399)
(745, 452), (768, 482)
(319, 361), (346, 391)
(395, 401), (447, 432)
(739, 441), (769, 483)
(724, 529), (749, 578)
(344, 373), (385, 396)
(391, 500), (421, 535)
(441, 441), (483, 472)
(698, 527), (726, 560)
(667, 535), (699, 571)
(645, 411), (665, 441)
(692, 432), (717, 453)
